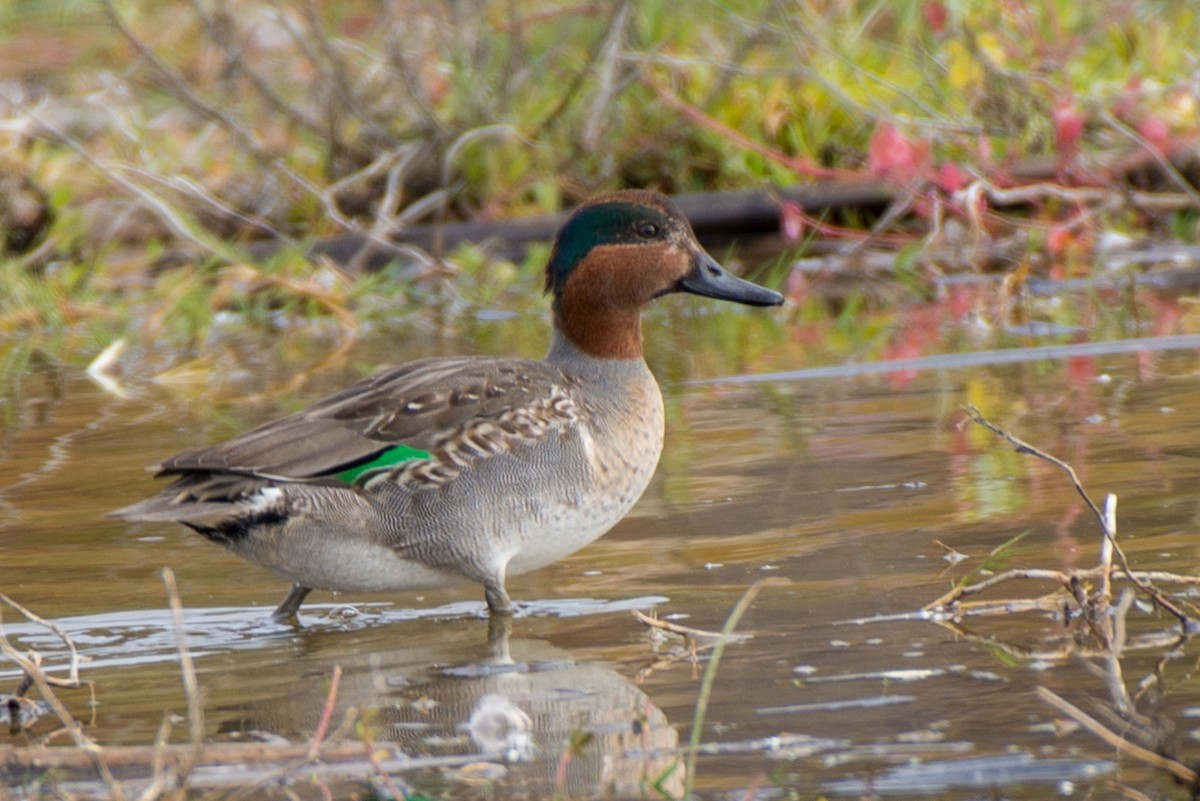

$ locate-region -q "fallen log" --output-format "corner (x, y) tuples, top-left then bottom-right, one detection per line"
(157, 146), (1200, 274)
(237, 179), (895, 271)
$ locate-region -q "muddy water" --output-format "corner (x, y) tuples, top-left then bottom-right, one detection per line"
(5, 296), (1200, 799)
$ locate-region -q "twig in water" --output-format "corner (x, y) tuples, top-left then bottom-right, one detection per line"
(959, 405), (1190, 628)
(924, 567), (1071, 610)
(1036, 686), (1197, 785)
(0, 596), (123, 800)
(161, 570), (204, 746)
(360, 724), (407, 800)
(632, 608), (744, 641)
(1092, 492), (1119, 649)
(0, 594), (90, 700)
(138, 714), (175, 801)
(307, 665), (343, 760)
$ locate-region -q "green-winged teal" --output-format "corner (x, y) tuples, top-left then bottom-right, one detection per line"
(112, 190), (784, 621)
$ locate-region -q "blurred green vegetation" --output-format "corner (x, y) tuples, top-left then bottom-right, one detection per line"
(0, 0), (1197, 367)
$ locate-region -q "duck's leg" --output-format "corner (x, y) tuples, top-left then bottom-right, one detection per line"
(484, 582), (514, 616)
(271, 583), (313, 623)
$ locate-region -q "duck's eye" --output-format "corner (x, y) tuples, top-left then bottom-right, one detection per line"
(636, 222), (659, 239)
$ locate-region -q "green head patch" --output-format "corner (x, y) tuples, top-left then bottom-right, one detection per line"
(544, 194), (676, 301)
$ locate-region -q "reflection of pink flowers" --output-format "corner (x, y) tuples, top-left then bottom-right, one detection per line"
(1145, 296), (1183, 336)
(947, 285), (973, 321)
(1066, 354), (1096, 387)
(883, 306), (943, 389)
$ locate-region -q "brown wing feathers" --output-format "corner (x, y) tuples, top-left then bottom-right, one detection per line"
(156, 357), (569, 482)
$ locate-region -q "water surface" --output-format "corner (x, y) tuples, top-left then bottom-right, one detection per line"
(4, 284), (1200, 798)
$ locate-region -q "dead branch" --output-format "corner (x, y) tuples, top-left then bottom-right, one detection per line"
(1036, 686), (1197, 786)
(924, 567), (1072, 611)
(958, 405), (1191, 628)
(925, 564), (1200, 613)
(0, 595), (121, 799)
(631, 609), (740, 641)
(161, 568), (204, 786)
(924, 409), (1200, 790)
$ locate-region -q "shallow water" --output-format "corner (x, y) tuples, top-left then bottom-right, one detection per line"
(5, 286), (1200, 799)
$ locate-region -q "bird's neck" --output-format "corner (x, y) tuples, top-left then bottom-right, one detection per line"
(550, 303), (644, 361)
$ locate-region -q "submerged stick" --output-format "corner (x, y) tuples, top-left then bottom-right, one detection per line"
(1036, 686), (1197, 785)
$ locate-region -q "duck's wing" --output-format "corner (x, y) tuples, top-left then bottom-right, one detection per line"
(162, 356), (573, 479)
(113, 356), (573, 517)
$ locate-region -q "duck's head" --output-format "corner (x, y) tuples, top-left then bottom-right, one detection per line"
(545, 190), (783, 359)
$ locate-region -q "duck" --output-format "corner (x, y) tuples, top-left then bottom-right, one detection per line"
(112, 189), (784, 622)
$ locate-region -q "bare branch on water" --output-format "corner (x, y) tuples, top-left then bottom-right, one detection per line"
(952, 404), (1191, 627)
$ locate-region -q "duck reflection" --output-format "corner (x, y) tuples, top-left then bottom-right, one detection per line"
(212, 615), (682, 798)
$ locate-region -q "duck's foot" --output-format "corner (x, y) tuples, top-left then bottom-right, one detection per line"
(484, 584), (514, 617)
(271, 583), (313, 624)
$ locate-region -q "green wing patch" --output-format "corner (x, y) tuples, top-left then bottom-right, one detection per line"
(336, 445), (432, 484)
